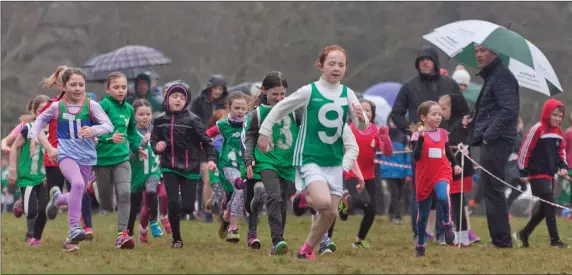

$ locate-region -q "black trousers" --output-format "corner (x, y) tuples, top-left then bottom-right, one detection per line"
(259, 170), (289, 244)
(163, 172), (197, 241)
(480, 140), (513, 247)
(521, 178), (561, 241)
(243, 179), (260, 237)
(386, 178), (405, 219)
(21, 185), (47, 240)
(345, 178), (377, 240)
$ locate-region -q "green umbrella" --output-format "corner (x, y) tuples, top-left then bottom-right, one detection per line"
(462, 82), (482, 104)
(423, 20), (563, 97)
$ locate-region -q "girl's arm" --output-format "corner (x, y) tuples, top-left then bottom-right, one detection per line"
(206, 125), (220, 138)
(243, 111), (260, 166)
(347, 89), (369, 130)
(29, 103), (58, 141)
(410, 132), (423, 161)
(88, 101), (114, 137)
(1, 123), (24, 153)
(192, 116), (217, 163)
(125, 112), (142, 153)
(259, 86), (311, 137)
(8, 131), (27, 183)
(377, 126), (393, 157)
(150, 117), (163, 154)
(341, 124), (359, 172)
(444, 141), (459, 167)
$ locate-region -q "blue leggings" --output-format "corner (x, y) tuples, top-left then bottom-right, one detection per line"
(416, 180), (451, 246)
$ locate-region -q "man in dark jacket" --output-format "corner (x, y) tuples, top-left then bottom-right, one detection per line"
(390, 45), (462, 243)
(190, 74), (229, 125)
(463, 44), (520, 248)
(190, 74), (229, 220)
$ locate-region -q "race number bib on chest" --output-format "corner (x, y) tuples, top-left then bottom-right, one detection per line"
(428, 147), (442, 159)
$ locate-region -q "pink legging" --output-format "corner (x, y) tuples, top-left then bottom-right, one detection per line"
(139, 182), (168, 228)
(57, 157), (92, 229)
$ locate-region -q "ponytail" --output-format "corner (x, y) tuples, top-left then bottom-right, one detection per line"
(40, 65), (69, 89)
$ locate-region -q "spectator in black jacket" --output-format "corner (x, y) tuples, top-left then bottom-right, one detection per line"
(150, 80), (217, 248)
(390, 45), (462, 243)
(462, 44), (520, 248)
(190, 74), (229, 219)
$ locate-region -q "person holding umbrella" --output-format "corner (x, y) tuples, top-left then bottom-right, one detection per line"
(462, 44), (520, 248)
(127, 72), (164, 112)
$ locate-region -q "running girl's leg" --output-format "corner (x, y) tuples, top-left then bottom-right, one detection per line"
(127, 190), (144, 241)
(111, 161), (132, 234)
(50, 157), (91, 250)
(144, 177), (162, 237)
(223, 167), (244, 243)
(33, 184), (48, 242)
(415, 196), (432, 256)
(355, 179), (377, 246)
(434, 180), (454, 245)
(22, 185), (47, 245)
(157, 180), (171, 234)
(162, 172), (184, 248)
(21, 186), (35, 242)
(66, 180), (93, 239)
(261, 169), (289, 254)
(243, 179), (261, 249)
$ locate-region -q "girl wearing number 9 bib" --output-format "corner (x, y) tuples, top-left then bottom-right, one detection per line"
(126, 99), (164, 243)
(257, 45), (369, 260)
(409, 101), (461, 257)
(30, 68), (114, 251)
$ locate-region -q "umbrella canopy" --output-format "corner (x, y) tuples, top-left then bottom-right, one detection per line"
(461, 82), (482, 104)
(362, 82), (402, 126)
(423, 20), (563, 96)
(91, 45), (171, 73)
(81, 53), (153, 82)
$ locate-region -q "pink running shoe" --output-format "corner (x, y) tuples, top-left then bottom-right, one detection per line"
(115, 230), (135, 249)
(13, 198), (23, 218)
(138, 229), (149, 244)
(84, 227), (93, 241)
(28, 238), (41, 247)
(160, 216), (172, 234)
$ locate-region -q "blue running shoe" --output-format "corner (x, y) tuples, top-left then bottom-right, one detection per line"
(150, 221), (163, 237)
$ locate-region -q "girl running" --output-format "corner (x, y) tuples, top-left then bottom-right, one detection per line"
(150, 80), (217, 248)
(410, 100), (461, 257)
(7, 95), (51, 246)
(340, 98), (393, 248)
(206, 92), (249, 243)
(94, 72), (143, 249)
(204, 109), (230, 223)
(39, 66), (95, 240)
(127, 99), (164, 243)
(243, 71), (297, 254)
(32, 67), (114, 251)
(257, 45), (368, 260)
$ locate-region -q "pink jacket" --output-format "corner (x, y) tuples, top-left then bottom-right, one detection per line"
(565, 128), (572, 169)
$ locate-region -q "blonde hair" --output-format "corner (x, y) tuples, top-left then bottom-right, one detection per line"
(105, 72), (127, 88)
(40, 65), (69, 89)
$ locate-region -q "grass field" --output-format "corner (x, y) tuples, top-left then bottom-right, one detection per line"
(2, 213), (572, 274)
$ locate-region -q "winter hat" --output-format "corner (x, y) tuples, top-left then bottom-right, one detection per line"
(452, 69), (471, 86)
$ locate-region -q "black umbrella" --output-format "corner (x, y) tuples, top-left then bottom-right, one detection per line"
(81, 53), (157, 83)
(91, 45), (171, 73)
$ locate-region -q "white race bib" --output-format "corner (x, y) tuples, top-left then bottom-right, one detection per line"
(428, 148), (442, 159)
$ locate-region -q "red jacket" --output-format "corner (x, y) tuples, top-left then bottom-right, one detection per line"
(518, 98), (567, 179)
(564, 127), (572, 170)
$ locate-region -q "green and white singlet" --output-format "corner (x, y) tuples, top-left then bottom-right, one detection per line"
(17, 122), (46, 187)
(130, 131), (161, 192)
(293, 83), (348, 167)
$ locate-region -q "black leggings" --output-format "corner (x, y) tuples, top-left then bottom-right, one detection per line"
(386, 178), (405, 219)
(127, 178), (160, 236)
(21, 185), (47, 240)
(345, 178), (377, 240)
(163, 172), (197, 242)
(243, 179), (259, 235)
(450, 193), (468, 231)
(521, 178), (560, 241)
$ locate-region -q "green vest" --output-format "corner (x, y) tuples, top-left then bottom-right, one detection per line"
(130, 131), (161, 192)
(217, 119), (244, 170)
(17, 122), (46, 187)
(251, 104), (298, 181)
(293, 83), (348, 167)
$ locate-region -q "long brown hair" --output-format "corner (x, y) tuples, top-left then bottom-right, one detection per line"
(40, 65), (68, 89)
(248, 71), (288, 111)
(20, 94), (51, 123)
(207, 109), (228, 128)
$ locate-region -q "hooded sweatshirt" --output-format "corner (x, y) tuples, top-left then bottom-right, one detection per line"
(390, 46), (462, 136)
(127, 72), (164, 112)
(190, 75), (229, 125)
(96, 94), (141, 166)
(518, 98), (568, 180)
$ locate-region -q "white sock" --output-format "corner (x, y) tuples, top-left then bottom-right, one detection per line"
(461, 231), (470, 245)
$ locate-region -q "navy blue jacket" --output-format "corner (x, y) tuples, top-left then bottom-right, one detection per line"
(470, 57), (520, 146)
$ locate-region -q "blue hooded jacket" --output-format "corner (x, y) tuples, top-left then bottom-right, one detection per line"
(379, 128), (412, 179)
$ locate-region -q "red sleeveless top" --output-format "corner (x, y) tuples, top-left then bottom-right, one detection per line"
(414, 128), (452, 201)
